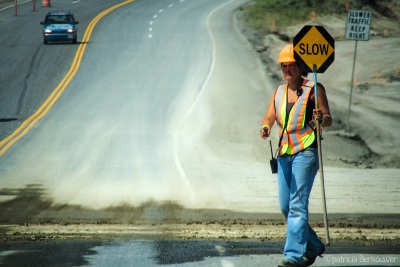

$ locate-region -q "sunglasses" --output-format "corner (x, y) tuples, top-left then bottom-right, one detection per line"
(281, 64), (297, 70)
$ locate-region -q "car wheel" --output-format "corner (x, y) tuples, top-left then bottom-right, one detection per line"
(44, 39), (48, 44)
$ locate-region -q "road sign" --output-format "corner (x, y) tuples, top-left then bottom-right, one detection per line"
(293, 25), (335, 73)
(345, 10), (371, 41)
(345, 10), (371, 131)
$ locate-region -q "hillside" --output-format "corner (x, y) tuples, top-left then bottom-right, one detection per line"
(237, 0), (400, 168)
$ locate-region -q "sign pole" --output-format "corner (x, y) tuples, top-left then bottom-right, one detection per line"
(293, 25), (334, 245)
(346, 40), (358, 131)
(345, 10), (371, 131)
(313, 64), (330, 245)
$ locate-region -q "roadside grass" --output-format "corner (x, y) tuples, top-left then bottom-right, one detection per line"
(241, 2), (311, 32)
(240, 0), (373, 32)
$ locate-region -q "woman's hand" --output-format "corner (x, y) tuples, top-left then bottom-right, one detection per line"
(260, 126), (270, 139)
(311, 83), (332, 127)
(313, 109), (324, 122)
(313, 108), (331, 126)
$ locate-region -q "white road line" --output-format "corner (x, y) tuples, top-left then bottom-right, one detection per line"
(149, 0), (187, 39)
(172, 0), (236, 191)
(0, 0), (30, 12)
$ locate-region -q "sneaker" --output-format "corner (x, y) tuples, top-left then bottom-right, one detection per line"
(302, 257), (316, 267)
(277, 258), (302, 267)
(303, 247), (325, 267)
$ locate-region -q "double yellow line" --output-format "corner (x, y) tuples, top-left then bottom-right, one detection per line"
(0, 0), (135, 157)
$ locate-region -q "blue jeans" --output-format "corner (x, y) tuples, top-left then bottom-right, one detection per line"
(277, 147), (325, 264)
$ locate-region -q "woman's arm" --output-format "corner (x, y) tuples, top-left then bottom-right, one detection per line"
(260, 94), (277, 139)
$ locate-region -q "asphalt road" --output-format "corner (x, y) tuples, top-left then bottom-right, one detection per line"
(0, 0), (126, 139)
(0, 0), (251, 209)
(1, 239), (400, 266)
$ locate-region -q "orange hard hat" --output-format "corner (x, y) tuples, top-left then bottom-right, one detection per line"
(277, 44), (296, 63)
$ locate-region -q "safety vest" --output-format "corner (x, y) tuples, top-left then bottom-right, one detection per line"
(274, 79), (316, 155)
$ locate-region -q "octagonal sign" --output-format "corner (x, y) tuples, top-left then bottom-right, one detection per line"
(293, 25), (335, 73)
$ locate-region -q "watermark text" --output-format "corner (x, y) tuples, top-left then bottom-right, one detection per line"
(324, 255), (398, 265)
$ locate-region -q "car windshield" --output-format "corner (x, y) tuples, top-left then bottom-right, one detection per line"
(45, 15), (74, 24)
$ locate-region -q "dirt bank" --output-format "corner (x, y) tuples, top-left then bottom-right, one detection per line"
(236, 1), (400, 169)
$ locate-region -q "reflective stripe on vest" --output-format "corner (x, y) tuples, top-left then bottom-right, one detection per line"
(274, 79), (316, 155)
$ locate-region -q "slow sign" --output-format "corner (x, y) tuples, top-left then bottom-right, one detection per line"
(293, 25), (335, 73)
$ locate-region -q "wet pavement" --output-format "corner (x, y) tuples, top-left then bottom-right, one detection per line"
(1, 239), (399, 266)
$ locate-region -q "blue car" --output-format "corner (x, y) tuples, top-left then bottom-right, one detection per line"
(40, 11), (79, 44)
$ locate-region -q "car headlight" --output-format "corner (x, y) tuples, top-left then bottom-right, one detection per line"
(67, 29), (75, 33)
(44, 29), (52, 33)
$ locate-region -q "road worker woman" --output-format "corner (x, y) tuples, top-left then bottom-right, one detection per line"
(260, 44), (332, 267)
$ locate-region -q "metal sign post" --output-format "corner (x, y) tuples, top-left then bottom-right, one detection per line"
(293, 25), (335, 245)
(312, 64), (330, 245)
(345, 10), (372, 131)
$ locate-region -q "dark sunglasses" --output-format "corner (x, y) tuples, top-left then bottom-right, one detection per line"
(281, 63), (297, 70)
